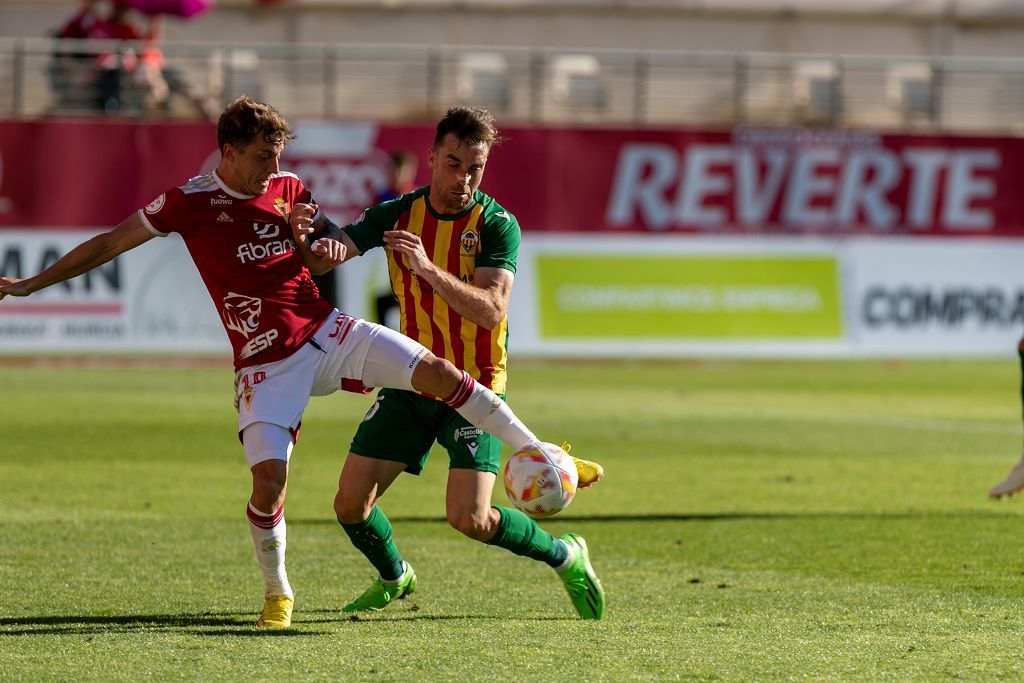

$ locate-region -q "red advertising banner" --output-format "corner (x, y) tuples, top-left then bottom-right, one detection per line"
(1, 119), (1022, 236)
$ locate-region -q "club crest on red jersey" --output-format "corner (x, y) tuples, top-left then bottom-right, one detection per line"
(273, 197), (290, 218)
(460, 229), (479, 253)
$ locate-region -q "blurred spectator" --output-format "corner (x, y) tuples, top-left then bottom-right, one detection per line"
(56, 0), (104, 40)
(375, 149), (419, 204)
(48, 0), (107, 111)
(49, 0), (214, 119)
(49, 0), (146, 113)
(88, 0), (146, 113)
(312, 150), (419, 316)
(132, 18), (218, 119)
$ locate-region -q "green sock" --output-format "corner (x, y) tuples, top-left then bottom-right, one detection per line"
(486, 506), (569, 568)
(339, 506), (405, 581)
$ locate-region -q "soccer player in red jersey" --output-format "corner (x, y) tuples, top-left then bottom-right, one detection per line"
(287, 106), (605, 620)
(0, 97), (570, 627)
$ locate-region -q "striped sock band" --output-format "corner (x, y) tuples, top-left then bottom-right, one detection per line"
(442, 370), (475, 409)
(247, 502), (284, 529)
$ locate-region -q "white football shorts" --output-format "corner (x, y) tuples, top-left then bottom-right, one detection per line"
(234, 310), (428, 438)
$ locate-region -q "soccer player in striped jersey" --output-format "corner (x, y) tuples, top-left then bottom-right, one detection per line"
(0, 98), (594, 627)
(287, 106), (605, 619)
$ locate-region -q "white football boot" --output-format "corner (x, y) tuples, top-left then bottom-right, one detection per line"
(989, 451), (1024, 499)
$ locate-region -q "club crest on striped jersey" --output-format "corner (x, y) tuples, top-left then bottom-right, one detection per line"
(460, 229), (479, 253)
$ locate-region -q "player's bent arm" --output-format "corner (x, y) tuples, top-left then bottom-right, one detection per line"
(290, 209), (361, 275)
(0, 214), (154, 299)
(419, 265), (513, 330)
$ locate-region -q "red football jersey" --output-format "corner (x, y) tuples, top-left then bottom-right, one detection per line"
(138, 170), (335, 370)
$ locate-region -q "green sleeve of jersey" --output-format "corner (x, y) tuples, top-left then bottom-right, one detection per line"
(341, 197), (408, 254)
(477, 209), (521, 274)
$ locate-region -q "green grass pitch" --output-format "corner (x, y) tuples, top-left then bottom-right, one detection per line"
(3, 357), (1024, 681)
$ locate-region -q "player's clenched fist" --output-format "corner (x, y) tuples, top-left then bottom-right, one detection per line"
(311, 238), (346, 268)
(289, 202), (317, 240)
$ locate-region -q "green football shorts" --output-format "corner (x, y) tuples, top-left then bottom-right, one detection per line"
(349, 388), (503, 475)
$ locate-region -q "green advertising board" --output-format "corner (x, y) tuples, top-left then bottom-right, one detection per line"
(537, 254), (842, 339)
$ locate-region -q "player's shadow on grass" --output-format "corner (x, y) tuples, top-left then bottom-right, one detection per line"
(300, 609), (573, 625)
(0, 613), (305, 637)
(290, 510), (1011, 525)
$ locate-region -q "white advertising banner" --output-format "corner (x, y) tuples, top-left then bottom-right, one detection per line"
(3, 230), (1023, 357)
(845, 239), (1024, 355)
(0, 230), (228, 353)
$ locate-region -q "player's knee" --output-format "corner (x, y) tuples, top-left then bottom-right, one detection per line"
(447, 509), (496, 541)
(334, 488), (373, 525)
(411, 354), (461, 398)
(251, 464), (287, 512)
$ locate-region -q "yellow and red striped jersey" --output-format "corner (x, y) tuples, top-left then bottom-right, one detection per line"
(343, 187), (520, 394)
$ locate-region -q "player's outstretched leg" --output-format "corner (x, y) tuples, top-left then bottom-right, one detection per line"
(343, 561), (417, 613)
(482, 505), (605, 620)
(555, 533), (606, 620)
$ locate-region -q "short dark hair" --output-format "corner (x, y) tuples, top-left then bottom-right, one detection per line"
(217, 96), (296, 153)
(433, 106), (502, 149)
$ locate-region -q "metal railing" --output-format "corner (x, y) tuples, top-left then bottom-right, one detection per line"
(2, 36), (1023, 133)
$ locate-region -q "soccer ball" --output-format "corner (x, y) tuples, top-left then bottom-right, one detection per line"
(503, 442), (578, 518)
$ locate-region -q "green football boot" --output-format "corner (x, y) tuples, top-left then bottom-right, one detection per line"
(342, 562), (416, 613)
(557, 533), (606, 620)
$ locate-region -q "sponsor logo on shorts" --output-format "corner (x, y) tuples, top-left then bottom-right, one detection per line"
(408, 348), (427, 369)
(363, 396), (383, 422)
(454, 426), (483, 441)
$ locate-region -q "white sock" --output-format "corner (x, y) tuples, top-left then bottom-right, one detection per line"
(247, 502), (293, 599)
(444, 371), (537, 450)
(554, 540), (575, 573)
